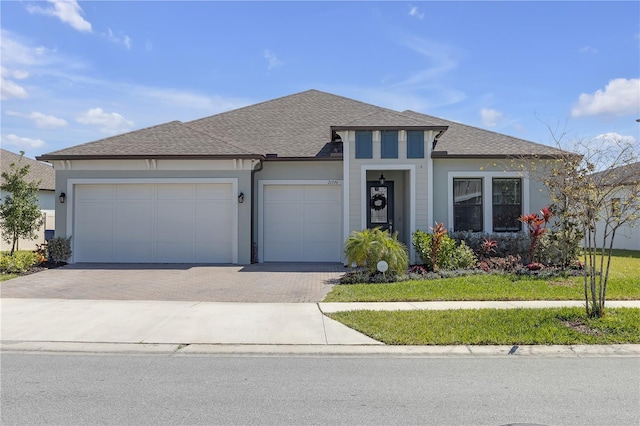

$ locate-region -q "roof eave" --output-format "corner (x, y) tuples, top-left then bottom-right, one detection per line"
(36, 154), (265, 162)
(331, 125), (449, 131)
(431, 152), (566, 160)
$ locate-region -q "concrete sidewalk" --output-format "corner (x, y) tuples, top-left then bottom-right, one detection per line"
(2, 298), (639, 356)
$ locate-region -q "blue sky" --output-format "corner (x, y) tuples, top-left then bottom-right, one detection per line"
(2, 1), (639, 160)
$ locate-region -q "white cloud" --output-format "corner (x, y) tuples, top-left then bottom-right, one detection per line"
(480, 108), (503, 127)
(0, 77), (29, 100)
(571, 78), (640, 117)
(27, 0), (92, 33)
(1, 134), (45, 149)
(77, 108), (134, 134)
(29, 112), (68, 128)
(104, 28), (132, 49)
(264, 50), (283, 70)
(409, 6), (424, 19)
(594, 132), (637, 146)
(1, 67), (30, 80)
(7, 111), (68, 128)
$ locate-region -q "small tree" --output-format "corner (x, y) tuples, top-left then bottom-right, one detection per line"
(519, 127), (639, 318)
(0, 153), (44, 255)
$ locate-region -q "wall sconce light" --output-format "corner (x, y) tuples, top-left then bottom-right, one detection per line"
(238, 192), (244, 203)
(378, 174), (386, 185)
(59, 192), (66, 203)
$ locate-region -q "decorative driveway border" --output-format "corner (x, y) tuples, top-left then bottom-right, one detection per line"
(0, 263), (346, 303)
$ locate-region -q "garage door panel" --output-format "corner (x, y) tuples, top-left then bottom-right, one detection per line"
(76, 242), (113, 262)
(113, 243), (152, 263)
(116, 184), (153, 200)
(304, 186), (340, 201)
(196, 184), (232, 200)
(157, 202), (193, 222)
(303, 204), (337, 222)
(266, 186), (304, 202)
(113, 222), (153, 243)
(157, 184), (194, 200)
(196, 202), (233, 224)
(303, 223), (340, 243)
(265, 203), (303, 223)
(195, 243), (232, 263)
(76, 185), (114, 200)
(77, 202), (113, 222)
(116, 202), (153, 222)
(74, 183), (235, 263)
(263, 184), (341, 262)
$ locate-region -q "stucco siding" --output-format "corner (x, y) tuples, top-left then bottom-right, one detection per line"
(432, 158), (551, 232)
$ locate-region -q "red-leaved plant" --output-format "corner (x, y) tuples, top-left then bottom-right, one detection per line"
(518, 206), (553, 264)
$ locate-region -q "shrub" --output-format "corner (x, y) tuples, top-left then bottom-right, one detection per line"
(449, 231), (530, 260)
(344, 228), (408, 275)
(339, 271), (370, 284)
(0, 251), (38, 274)
(535, 226), (582, 268)
(414, 229), (478, 271)
(48, 236), (72, 263)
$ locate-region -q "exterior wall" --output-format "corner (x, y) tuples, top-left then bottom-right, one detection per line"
(341, 130), (437, 263)
(0, 190), (55, 252)
(0, 210), (54, 252)
(51, 159), (255, 264)
(432, 158), (549, 233)
(595, 187), (640, 251)
(254, 160), (343, 262)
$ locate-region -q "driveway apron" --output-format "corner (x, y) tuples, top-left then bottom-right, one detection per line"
(0, 263), (345, 303)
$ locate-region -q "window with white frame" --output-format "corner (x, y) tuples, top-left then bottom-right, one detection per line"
(453, 178), (483, 232)
(492, 178), (522, 232)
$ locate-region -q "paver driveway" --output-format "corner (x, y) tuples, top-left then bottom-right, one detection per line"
(0, 263), (345, 303)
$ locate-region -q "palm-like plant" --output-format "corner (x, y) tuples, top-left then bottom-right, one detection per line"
(344, 228), (408, 275)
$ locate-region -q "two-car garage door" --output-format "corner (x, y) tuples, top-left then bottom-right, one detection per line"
(74, 183), (235, 263)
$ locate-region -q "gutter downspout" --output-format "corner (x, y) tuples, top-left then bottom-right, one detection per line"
(250, 159), (264, 263)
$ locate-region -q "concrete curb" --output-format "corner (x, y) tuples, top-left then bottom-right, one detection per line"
(2, 341), (639, 357)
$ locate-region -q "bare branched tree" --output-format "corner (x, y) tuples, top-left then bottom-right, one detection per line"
(515, 126), (639, 318)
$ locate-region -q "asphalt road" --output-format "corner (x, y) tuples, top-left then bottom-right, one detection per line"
(2, 353), (639, 425)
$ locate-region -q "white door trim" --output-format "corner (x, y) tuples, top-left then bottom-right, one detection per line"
(360, 165), (416, 263)
(66, 178), (239, 264)
(258, 180), (343, 263)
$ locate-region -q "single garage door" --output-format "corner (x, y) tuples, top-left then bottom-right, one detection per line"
(263, 184), (341, 262)
(74, 183), (234, 263)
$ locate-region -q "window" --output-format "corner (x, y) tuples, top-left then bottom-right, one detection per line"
(355, 131), (373, 159)
(381, 130), (398, 158)
(453, 178), (483, 232)
(492, 178), (522, 232)
(407, 130), (424, 158)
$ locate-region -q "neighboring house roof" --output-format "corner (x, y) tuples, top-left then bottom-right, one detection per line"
(37, 89), (565, 161)
(402, 111), (566, 158)
(591, 161), (640, 186)
(1, 149), (55, 191)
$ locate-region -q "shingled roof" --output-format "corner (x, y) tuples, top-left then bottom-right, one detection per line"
(1, 149), (55, 191)
(37, 89), (564, 161)
(39, 120), (257, 160)
(402, 111), (566, 158)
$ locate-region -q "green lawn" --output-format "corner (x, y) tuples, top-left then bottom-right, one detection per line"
(327, 307), (640, 345)
(323, 250), (640, 302)
(0, 273), (19, 282)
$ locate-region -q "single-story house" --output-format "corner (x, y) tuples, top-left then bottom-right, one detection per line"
(37, 90), (564, 264)
(1, 149), (56, 251)
(593, 161), (640, 251)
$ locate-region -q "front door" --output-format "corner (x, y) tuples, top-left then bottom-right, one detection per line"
(367, 181), (394, 233)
